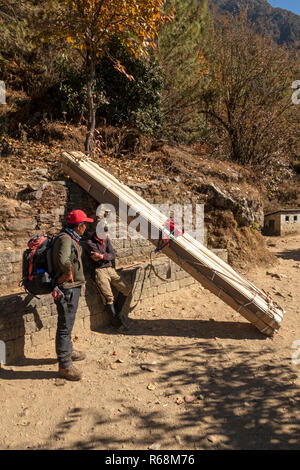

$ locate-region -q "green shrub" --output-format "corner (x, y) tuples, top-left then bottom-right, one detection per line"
(50, 39), (164, 136)
(95, 39), (164, 136)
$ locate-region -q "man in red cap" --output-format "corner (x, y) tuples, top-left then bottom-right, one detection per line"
(52, 209), (94, 381)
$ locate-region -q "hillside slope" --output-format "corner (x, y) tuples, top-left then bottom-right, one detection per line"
(211, 0), (300, 48)
(0, 125), (282, 269)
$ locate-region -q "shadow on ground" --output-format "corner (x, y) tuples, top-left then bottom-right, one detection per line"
(40, 342), (300, 450)
(0, 368), (58, 380)
(275, 250), (300, 262)
(123, 318), (266, 340)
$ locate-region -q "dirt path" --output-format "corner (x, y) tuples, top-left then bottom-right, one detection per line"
(0, 234), (299, 450)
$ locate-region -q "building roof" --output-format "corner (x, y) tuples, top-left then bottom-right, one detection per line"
(265, 209), (300, 217)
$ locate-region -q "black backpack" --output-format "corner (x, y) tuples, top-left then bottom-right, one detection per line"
(22, 232), (77, 295)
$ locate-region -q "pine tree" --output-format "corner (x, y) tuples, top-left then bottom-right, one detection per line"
(158, 0), (210, 142)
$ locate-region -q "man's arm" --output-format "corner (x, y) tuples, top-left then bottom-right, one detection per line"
(104, 238), (115, 262)
(82, 239), (105, 262)
(56, 236), (73, 284)
(82, 239), (95, 257)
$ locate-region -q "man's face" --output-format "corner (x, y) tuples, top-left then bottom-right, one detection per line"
(78, 223), (87, 236)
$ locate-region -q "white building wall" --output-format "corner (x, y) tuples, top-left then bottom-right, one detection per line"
(280, 213), (300, 235)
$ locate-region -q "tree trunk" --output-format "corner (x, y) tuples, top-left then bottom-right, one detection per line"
(84, 53), (96, 153)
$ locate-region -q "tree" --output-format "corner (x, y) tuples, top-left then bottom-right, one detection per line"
(158, 0), (210, 142)
(54, 39), (164, 136)
(95, 39), (164, 136)
(196, 13), (300, 170)
(43, 0), (173, 152)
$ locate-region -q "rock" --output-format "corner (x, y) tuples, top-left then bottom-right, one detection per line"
(154, 175), (171, 183)
(207, 434), (225, 444)
(0, 249), (21, 264)
(140, 364), (155, 372)
(266, 272), (281, 280)
(54, 378), (65, 387)
(39, 214), (56, 224)
(147, 383), (157, 391)
(132, 183), (148, 190)
(18, 421), (30, 427)
(175, 435), (183, 445)
(122, 402), (131, 409)
(27, 190), (43, 200)
(0, 198), (19, 217)
(184, 395), (196, 403)
(31, 168), (49, 177)
(5, 218), (37, 232)
(27, 182), (48, 191)
(149, 443), (161, 450)
(176, 397), (184, 405)
(197, 182), (264, 227)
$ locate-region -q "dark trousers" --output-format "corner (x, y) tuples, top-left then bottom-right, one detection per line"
(55, 286), (81, 368)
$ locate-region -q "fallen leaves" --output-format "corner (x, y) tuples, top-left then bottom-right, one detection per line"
(54, 378), (66, 387)
(184, 395), (196, 403)
(147, 383), (157, 391)
(176, 395), (197, 405)
(176, 397), (184, 405)
(140, 363), (156, 372)
(122, 402), (131, 409)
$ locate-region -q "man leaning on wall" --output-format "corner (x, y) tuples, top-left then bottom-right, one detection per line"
(82, 221), (131, 333)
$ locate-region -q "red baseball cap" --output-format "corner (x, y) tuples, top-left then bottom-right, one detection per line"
(67, 210), (94, 224)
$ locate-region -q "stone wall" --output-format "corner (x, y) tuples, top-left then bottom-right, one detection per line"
(0, 179), (161, 292)
(0, 175), (227, 364)
(0, 257), (197, 364)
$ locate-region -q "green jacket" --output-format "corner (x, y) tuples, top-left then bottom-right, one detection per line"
(52, 233), (85, 289)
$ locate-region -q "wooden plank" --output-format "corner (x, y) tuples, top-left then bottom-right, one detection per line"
(61, 151), (284, 336)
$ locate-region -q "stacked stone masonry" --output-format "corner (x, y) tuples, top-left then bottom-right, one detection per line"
(0, 177), (227, 363)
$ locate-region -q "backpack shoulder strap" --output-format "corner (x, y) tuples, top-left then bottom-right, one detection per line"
(55, 232), (78, 250)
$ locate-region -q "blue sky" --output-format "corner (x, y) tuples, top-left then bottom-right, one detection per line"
(268, 1), (300, 15)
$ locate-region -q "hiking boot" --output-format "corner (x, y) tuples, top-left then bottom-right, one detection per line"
(117, 324), (130, 335)
(58, 364), (83, 381)
(105, 303), (123, 328)
(114, 293), (128, 316)
(71, 350), (86, 362)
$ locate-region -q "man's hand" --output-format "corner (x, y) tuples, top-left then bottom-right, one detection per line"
(91, 251), (105, 262)
(57, 273), (73, 285)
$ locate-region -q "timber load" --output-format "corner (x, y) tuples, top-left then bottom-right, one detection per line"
(61, 151), (284, 336)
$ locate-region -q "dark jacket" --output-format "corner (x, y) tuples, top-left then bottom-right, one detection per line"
(82, 234), (115, 269)
(52, 232), (85, 288)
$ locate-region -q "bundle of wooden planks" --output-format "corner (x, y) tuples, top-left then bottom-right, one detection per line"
(61, 151), (284, 336)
